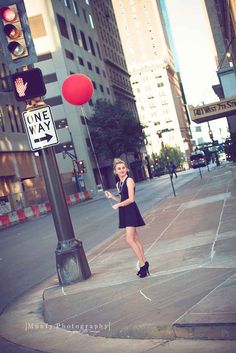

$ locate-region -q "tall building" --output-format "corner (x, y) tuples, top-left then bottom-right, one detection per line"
(90, 0), (147, 181)
(204, 0), (236, 148)
(25, 0), (115, 193)
(0, 53), (45, 214)
(112, 0), (191, 160)
(0, 0), (147, 214)
(91, 0), (138, 119)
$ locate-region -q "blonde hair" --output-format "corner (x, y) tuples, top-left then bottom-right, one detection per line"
(113, 158), (127, 174)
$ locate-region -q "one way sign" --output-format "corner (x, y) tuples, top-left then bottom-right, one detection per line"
(22, 106), (59, 151)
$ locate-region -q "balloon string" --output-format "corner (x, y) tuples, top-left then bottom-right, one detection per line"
(80, 106), (114, 206)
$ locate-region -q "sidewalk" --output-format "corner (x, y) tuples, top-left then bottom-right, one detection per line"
(0, 163), (236, 352)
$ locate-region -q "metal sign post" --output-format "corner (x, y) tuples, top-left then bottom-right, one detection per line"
(23, 99), (91, 285)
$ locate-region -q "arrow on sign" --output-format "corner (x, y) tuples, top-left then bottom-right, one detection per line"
(34, 133), (53, 143)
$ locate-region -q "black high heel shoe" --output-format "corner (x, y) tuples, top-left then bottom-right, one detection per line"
(137, 261), (150, 277)
(139, 264), (148, 278)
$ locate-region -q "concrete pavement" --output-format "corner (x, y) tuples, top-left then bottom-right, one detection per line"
(0, 162), (236, 352)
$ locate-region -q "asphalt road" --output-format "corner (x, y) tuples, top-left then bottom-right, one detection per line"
(0, 168), (203, 315)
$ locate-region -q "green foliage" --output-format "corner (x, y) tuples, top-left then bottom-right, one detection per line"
(89, 99), (144, 159)
(153, 145), (185, 170)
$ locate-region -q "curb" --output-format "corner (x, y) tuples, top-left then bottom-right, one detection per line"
(173, 322), (236, 340)
(0, 191), (91, 229)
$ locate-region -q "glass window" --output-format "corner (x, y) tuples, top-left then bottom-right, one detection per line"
(88, 37), (96, 56)
(0, 106), (5, 132)
(72, 0), (79, 15)
(43, 73), (58, 84)
(78, 56), (84, 65)
(6, 105), (15, 132)
(92, 81), (97, 89)
(13, 107), (20, 132)
(71, 24), (79, 45)
(96, 42), (102, 60)
(87, 62), (92, 70)
(44, 96), (63, 106)
(80, 30), (88, 50)
(82, 8), (88, 23)
(17, 107), (25, 132)
(65, 49), (74, 60)
(57, 14), (69, 39)
(89, 14), (94, 28)
(95, 66), (100, 74)
(64, 0), (71, 8)
(99, 84), (104, 92)
(37, 52), (52, 62)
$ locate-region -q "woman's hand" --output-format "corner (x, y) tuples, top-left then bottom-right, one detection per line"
(112, 204), (119, 210)
(104, 191), (112, 198)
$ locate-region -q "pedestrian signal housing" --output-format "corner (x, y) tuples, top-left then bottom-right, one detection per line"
(11, 68), (46, 101)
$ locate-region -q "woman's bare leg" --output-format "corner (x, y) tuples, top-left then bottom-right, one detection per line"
(125, 227), (145, 266)
(134, 231), (146, 264)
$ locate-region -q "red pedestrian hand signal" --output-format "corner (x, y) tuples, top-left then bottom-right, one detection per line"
(14, 77), (28, 97)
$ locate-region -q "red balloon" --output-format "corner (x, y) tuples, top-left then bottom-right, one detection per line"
(62, 74), (94, 105)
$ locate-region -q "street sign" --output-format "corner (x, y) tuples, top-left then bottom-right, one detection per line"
(22, 105), (59, 151)
(188, 96), (236, 123)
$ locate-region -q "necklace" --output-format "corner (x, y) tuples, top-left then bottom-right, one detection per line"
(118, 177), (127, 193)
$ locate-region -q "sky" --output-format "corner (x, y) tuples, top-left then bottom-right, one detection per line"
(165, 0), (229, 142)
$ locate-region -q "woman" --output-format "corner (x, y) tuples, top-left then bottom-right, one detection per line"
(105, 158), (149, 278)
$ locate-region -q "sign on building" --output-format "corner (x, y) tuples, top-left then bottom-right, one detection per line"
(188, 96), (236, 123)
(22, 105), (59, 151)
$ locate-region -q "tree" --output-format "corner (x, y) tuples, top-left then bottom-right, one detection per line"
(89, 99), (144, 159)
(153, 145), (186, 172)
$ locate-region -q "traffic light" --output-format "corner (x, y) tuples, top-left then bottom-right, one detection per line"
(11, 68), (46, 101)
(157, 130), (162, 138)
(0, 1), (37, 70)
(76, 160), (87, 174)
(209, 131), (213, 140)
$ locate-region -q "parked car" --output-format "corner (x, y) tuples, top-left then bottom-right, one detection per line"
(190, 151), (207, 169)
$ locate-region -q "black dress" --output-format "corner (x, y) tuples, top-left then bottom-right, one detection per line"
(118, 177), (145, 229)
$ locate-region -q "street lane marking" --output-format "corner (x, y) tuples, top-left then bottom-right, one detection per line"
(211, 182), (230, 261)
(139, 290), (152, 301)
(172, 271), (236, 326)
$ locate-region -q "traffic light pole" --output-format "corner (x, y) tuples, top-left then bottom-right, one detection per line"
(26, 100), (91, 286)
(2, 3), (91, 285)
(39, 146), (91, 285)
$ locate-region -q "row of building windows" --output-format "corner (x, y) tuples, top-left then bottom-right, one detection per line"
(65, 49), (106, 78)
(57, 14), (101, 60)
(109, 69), (131, 90)
(0, 105), (25, 133)
(62, 0), (93, 27)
